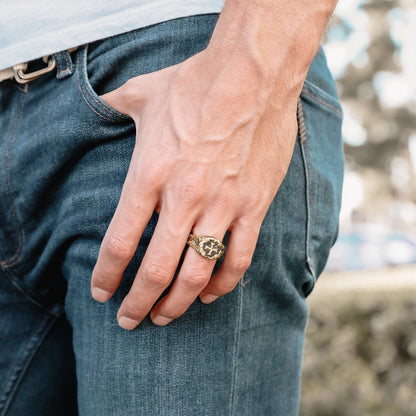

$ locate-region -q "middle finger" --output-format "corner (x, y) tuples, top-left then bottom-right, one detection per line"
(116, 207), (194, 330)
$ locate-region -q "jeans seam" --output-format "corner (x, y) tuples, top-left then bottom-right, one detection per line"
(76, 55), (116, 122)
(0, 266), (62, 317)
(55, 52), (71, 76)
(56, 52), (73, 77)
(0, 313), (59, 415)
(297, 97), (307, 144)
(0, 90), (26, 268)
(301, 88), (343, 118)
(229, 281), (243, 416)
(55, 52), (63, 74)
(297, 98), (315, 280)
(62, 51), (70, 73)
(76, 47), (129, 122)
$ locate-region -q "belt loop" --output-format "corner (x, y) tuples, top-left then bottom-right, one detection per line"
(52, 50), (75, 80)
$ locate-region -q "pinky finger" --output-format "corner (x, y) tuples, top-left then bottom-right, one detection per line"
(199, 221), (260, 304)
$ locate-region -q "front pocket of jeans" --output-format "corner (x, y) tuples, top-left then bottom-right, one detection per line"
(298, 82), (344, 296)
(76, 15), (220, 124)
(76, 46), (131, 122)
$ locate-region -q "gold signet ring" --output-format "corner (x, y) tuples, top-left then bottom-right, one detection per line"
(186, 234), (225, 260)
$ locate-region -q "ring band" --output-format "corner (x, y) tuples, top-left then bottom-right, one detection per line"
(187, 234), (225, 260)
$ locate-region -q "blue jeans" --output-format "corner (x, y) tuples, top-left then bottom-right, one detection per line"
(0, 14), (343, 416)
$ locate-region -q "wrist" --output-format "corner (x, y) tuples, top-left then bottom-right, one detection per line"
(206, 0), (337, 98)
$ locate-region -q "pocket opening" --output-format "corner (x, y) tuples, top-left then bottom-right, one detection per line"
(76, 46), (131, 122)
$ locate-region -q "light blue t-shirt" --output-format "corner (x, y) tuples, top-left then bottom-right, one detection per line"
(0, 0), (225, 70)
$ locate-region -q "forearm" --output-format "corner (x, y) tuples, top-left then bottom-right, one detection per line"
(205, 0), (338, 99)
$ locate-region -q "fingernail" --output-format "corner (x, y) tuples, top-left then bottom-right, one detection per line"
(200, 294), (218, 304)
(151, 314), (172, 326)
(118, 316), (140, 330)
(91, 287), (112, 303)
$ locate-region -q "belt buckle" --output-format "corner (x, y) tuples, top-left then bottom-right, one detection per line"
(13, 56), (56, 84)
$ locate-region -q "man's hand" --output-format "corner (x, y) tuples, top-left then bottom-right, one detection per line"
(91, 50), (297, 329)
(90, 0), (337, 329)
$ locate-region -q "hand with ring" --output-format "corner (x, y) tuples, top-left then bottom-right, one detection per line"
(90, 10), (304, 330)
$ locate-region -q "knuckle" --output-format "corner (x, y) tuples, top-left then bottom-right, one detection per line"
(104, 236), (135, 262)
(236, 195), (268, 218)
(227, 255), (252, 275)
(122, 79), (140, 102)
(123, 77), (135, 89)
(142, 263), (171, 288)
(139, 165), (165, 192)
(181, 273), (209, 291)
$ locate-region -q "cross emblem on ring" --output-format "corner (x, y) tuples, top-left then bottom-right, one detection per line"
(202, 240), (222, 258)
(187, 234), (225, 260)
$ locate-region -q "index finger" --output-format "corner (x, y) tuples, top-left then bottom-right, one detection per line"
(91, 164), (158, 302)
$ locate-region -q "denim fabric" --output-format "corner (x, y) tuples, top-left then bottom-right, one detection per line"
(0, 14), (343, 416)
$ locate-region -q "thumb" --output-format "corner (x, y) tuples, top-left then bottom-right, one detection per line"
(99, 74), (151, 117)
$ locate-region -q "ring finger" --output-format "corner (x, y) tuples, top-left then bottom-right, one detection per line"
(149, 219), (229, 326)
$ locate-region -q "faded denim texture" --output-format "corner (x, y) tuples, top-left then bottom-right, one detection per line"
(0, 14), (343, 416)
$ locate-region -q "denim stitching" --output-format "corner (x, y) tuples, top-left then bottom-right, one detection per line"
(1, 91), (26, 268)
(297, 98), (307, 144)
(297, 98), (315, 281)
(0, 313), (57, 415)
(60, 52), (72, 76)
(81, 47), (127, 119)
(77, 48), (128, 121)
(76, 57), (116, 122)
(229, 280), (243, 416)
(63, 51), (70, 72)
(77, 71), (115, 121)
(54, 53), (62, 74)
(76, 54), (123, 122)
(54, 52), (73, 79)
(0, 86), (60, 315)
(302, 89), (342, 117)
(1, 266), (62, 317)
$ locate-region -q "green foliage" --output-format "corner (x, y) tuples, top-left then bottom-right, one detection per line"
(300, 290), (416, 416)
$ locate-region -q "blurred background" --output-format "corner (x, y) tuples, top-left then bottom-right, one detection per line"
(300, 1), (416, 415)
